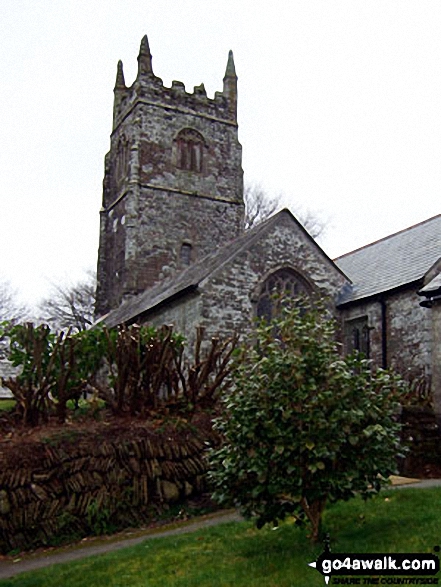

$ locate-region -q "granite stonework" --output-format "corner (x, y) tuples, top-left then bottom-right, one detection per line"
(427, 301), (441, 421)
(96, 35), (243, 316)
(96, 34), (441, 418)
(135, 210), (349, 347)
(339, 287), (432, 382)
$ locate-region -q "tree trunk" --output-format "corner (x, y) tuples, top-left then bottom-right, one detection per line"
(300, 496), (326, 543)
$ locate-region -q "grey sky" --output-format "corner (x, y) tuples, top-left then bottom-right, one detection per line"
(2, 0), (441, 307)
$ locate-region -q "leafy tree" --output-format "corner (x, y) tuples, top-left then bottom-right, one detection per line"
(1, 321), (237, 425)
(1, 322), (100, 425)
(88, 324), (237, 417)
(208, 301), (406, 542)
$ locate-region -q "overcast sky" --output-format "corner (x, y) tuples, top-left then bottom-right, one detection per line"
(2, 0), (441, 309)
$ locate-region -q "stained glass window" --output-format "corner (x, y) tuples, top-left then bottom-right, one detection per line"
(256, 268), (312, 322)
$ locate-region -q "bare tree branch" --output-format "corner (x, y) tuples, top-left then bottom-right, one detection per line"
(244, 183), (327, 240)
(244, 184), (282, 230)
(294, 206), (327, 241)
(0, 280), (31, 360)
(38, 271), (96, 333)
(0, 280), (30, 324)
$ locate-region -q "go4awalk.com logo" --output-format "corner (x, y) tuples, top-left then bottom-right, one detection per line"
(308, 541), (440, 585)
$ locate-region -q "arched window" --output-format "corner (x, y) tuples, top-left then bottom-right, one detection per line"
(115, 136), (129, 183)
(256, 268), (312, 322)
(174, 128), (205, 173)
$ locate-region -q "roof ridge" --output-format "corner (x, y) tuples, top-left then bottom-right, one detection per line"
(335, 213), (441, 261)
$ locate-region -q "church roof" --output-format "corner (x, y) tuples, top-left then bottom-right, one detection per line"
(99, 208), (344, 328)
(419, 271), (441, 296)
(335, 214), (441, 304)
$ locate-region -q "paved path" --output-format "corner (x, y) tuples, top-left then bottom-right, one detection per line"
(1, 478), (441, 581)
(0, 510), (242, 581)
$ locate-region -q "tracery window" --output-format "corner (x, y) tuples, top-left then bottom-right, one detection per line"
(115, 136), (129, 183)
(256, 268), (312, 322)
(175, 128), (205, 173)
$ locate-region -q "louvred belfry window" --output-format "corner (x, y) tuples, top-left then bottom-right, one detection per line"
(175, 129), (205, 173)
(256, 268), (312, 322)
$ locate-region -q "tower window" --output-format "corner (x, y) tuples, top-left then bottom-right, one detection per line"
(115, 136), (129, 183)
(174, 129), (205, 173)
(180, 243), (193, 265)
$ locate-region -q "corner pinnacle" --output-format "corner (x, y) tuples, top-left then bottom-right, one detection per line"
(224, 50), (237, 79)
(114, 60), (126, 90)
(137, 34), (153, 76)
(139, 34), (151, 57)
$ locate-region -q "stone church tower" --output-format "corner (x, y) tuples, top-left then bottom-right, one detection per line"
(96, 35), (244, 316)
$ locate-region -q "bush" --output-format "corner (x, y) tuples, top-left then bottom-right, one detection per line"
(0, 322), (237, 425)
(208, 301), (407, 542)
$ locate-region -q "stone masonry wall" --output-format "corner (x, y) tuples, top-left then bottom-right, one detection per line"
(387, 288), (432, 379)
(96, 39), (244, 316)
(140, 212), (349, 346)
(0, 421), (216, 553)
(430, 303), (441, 422)
(196, 213), (348, 342)
(340, 287), (432, 382)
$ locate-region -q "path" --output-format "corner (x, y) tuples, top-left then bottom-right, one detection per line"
(1, 477), (441, 581)
(0, 510), (242, 581)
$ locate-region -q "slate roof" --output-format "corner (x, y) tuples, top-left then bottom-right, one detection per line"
(419, 272), (441, 296)
(335, 214), (441, 305)
(99, 208), (345, 328)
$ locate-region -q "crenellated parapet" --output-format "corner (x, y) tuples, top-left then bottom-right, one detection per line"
(96, 33), (244, 317)
(112, 35), (237, 131)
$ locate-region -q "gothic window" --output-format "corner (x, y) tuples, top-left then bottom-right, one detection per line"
(256, 268), (312, 322)
(115, 136), (129, 183)
(174, 129), (205, 172)
(344, 317), (370, 358)
(180, 243), (192, 266)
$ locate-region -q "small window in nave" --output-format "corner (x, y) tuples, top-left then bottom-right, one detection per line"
(344, 317), (370, 358)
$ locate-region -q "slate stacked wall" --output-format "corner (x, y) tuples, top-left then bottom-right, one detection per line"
(0, 424), (215, 553)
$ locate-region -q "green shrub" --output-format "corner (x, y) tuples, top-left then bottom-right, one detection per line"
(209, 301), (407, 542)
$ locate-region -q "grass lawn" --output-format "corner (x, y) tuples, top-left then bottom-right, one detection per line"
(1, 487), (441, 587)
(0, 399), (15, 412)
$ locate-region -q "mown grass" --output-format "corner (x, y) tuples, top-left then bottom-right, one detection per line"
(0, 399), (15, 412)
(1, 487), (441, 587)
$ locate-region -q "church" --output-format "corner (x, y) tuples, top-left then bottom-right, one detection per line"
(95, 35), (441, 417)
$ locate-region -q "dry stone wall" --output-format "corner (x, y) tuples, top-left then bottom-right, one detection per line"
(0, 421), (216, 553)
